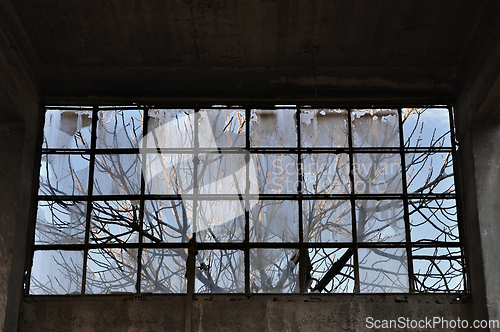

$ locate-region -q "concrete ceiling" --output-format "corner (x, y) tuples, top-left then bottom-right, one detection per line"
(6, 0), (495, 100)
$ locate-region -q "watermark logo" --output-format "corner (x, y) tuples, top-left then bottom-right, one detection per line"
(365, 316), (500, 330)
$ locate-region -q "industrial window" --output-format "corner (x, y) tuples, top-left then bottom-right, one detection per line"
(28, 104), (466, 295)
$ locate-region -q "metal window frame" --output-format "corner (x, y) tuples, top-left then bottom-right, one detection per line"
(26, 103), (467, 296)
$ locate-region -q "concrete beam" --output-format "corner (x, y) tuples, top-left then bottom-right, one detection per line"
(40, 66), (456, 101)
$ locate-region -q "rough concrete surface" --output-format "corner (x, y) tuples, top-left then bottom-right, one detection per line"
(19, 294), (472, 332)
(0, 124), (25, 332)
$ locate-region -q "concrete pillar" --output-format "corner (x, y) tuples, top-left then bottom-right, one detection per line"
(0, 122), (39, 332)
(469, 123), (500, 326)
(0, 124), (25, 331)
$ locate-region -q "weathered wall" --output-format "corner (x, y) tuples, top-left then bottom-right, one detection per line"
(0, 1), (40, 331)
(0, 109), (39, 332)
(469, 125), (500, 324)
(453, 3), (500, 329)
(0, 124), (26, 331)
(456, 133), (489, 323)
(19, 294), (472, 332)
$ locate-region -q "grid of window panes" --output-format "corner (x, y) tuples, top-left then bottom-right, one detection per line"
(29, 104), (466, 295)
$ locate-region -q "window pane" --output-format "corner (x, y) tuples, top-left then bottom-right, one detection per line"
(96, 109), (143, 149)
(409, 199), (459, 243)
(250, 200), (298, 242)
(143, 200), (191, 243)
(30, 250), (83, 295)
(358, 247), (408, 293)
(144, 153), (193, 195)
(86, 248), (138, 294)
(90, 201), (139, 244)
(303, 200), (352, 242)
(195, 250), (244, 293)
(250, 109), (297, 147)
(35, 201), (86, 245)
(93, 154), (141, 195)
(39, 154), (90, 196)
(43, 109), (92, 149)
(402, 108), (451, 148)
(250, 249), (299, 293)
(254, 154), (298, 194)
(199, 109), (245, 148)
(301, 109), (348, 147)
(141, 248), (187, 293)
(354, 154), (402, 194)
(308, 248), (354, 293)
(406, 152), (455, 194)
(356, 200), (405, 242)
(412, 247), (465, 292)
(198, 153), (248, 195)
(146, 109), (195, 148)
(352, 109), (399, 147)
(303, 154), (350, 195)
(196, 200), (245, 242)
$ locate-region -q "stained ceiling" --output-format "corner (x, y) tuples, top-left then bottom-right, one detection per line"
(6, 0), (495, 100)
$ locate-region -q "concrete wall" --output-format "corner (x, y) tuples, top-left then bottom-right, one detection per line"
(19, 294), (472, 332)
(454, 2), (500, 327)
(468, 125), (500, 324)
(0, 101), (39, 332)
(0, 2), (40, 331)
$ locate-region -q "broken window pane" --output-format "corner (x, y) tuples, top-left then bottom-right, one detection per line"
(250, 200), (299, 242)
(356, 200), (405, 242)
(147, 109), (195, 149)
(250, 109), (297, 147)
(406, 152), (455, 194)
(96, 109), (143, 149)
(141, 248), (187, 293)
(308, 248), (354, 293)
(358, 247), (408, 293)
(199, 109), (245, 148)
(301, 109), (348, 147)
(35, 201), (86, 245)
(38, 154), (90, 196)
(303, 200), (352, 242)
(195, 250), (245, 293)
(30, 250), (83, 295)
(352, 109), (399, 147)
(86, 248), (138, 294)
(409, 199), (459, 243)
(402, 108), (451, 148)
(413, 247), (465, 292)
(43, 109), (92, 149)
(250, 249), (299, 293)
(90, 201), (140, 244)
